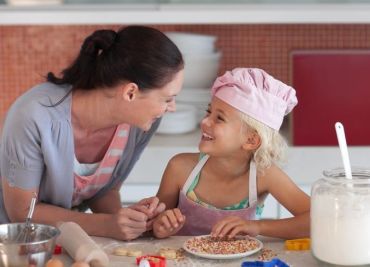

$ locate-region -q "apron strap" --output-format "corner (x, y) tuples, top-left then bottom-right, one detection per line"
(181, 155), (259, 207)
(248, 160), (258, 206)
(181, 154), (210, 194)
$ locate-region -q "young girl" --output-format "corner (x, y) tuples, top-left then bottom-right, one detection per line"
(152, 68), (310, 239)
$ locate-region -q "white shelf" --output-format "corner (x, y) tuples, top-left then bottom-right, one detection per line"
(2, 3), (370, 24)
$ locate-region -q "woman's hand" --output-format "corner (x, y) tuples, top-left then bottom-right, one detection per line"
(113, 207), (149, 241)
(153, 208), (186, 239)
(113, 197), (165, 241)
(131, 196), (166, 231)
(211, 216), (260, 239)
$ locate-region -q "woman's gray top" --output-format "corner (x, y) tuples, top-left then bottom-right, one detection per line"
(0, 83), (160, 223)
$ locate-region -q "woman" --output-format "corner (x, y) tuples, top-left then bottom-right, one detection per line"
(0, 25), (184, 241)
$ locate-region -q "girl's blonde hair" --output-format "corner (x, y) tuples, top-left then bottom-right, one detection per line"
(240, 113), (287, 171)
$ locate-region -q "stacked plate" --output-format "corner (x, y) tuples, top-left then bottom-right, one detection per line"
(176, 88), (211, 124)
(166, 32), (220, 125)
(156, 104), (198, 135)
(166, 32), (221, 89)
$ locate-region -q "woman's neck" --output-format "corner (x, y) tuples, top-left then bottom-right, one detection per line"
(71, 89), (117, 134)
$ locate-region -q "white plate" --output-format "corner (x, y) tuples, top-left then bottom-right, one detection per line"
(183, 235), (263, 260)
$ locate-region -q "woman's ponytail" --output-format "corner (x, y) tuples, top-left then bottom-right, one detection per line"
(47, 25), (183, 92)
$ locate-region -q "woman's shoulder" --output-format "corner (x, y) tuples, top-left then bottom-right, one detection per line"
(7, 82), (71, 120)
(2, 82), (73, 144)
(15, 82), (71, 104)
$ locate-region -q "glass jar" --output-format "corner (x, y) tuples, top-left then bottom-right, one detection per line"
(311, 168), (370, 266)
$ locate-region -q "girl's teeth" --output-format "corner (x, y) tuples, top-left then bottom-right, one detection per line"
(203, 133), (213, 140)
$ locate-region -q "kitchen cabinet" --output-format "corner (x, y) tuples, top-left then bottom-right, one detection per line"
(292, 51), (370, 146)
(121, 129), (370, 219)
(2, 3), (370, 24)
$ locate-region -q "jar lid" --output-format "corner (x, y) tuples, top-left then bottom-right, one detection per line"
(323, 167), (370, 178)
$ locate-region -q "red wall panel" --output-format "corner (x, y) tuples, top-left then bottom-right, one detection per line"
(292, 51), (370, 146)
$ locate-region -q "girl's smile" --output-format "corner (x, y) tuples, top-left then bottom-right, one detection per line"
(201, 132), (214, 141)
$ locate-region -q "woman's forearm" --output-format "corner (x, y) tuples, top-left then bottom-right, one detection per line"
(88, 189), (122, 214)
(32, 203), (116, 238)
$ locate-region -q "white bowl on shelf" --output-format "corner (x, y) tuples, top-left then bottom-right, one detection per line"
(157, 104), (198, 135)
(176, 88), (211, 124)
(165, 32), (217, 55)
(177, 100), (208, 124)
(183, 52), (221, 89)
(176, 88), (212, 103)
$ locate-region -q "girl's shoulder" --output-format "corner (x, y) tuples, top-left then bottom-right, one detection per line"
(258, 163), (282, 176)
(167, 152), (200, 172)
(257, 163), (292, 191)
(165, 152), (201, 183)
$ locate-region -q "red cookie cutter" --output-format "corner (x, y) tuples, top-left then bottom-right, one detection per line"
(136, 255), (166, 267)
(53, 245), (62, 255)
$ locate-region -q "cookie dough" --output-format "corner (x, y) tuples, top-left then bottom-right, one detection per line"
(127, 249), (143, 257)
(158, 248), (177, 259)
(113, 247), (128, 256)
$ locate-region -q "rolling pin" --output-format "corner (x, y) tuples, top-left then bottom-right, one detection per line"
(57, 221), (109, 267)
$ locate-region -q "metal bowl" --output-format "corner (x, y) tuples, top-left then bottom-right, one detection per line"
(0, 223), (60, 267)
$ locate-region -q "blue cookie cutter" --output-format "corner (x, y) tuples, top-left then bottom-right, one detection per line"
(241, 258), (289, 267)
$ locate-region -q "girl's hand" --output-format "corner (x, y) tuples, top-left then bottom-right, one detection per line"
(211, 216), (260, 239)
(132, 196), (166, 219)
(153, 208), (186, 239)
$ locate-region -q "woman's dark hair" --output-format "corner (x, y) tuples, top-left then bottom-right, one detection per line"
(47, 25), (184, 91)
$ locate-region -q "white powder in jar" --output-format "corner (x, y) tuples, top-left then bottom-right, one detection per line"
(311, 194), (370, 265)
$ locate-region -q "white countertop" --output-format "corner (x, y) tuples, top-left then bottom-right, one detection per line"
(56, 235), (318, 266)
(2, 3), (370, 25)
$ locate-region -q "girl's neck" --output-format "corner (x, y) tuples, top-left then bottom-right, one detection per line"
(205, 153), (253, 180)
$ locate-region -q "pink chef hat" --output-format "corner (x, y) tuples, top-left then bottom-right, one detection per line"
(211, 68), (298, 131)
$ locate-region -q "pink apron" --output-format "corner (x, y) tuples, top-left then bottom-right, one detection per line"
(177, 154), (265, 236)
